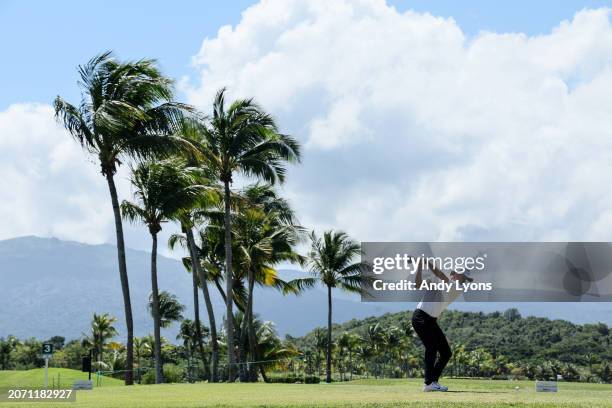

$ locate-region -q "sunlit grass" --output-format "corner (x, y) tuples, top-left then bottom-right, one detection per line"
(1, 377), (611, 407)
(0, 368), (123, 390)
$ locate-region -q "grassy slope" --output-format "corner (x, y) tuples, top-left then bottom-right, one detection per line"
(1, 378), (611, 408)
(0, 368), (123, 389)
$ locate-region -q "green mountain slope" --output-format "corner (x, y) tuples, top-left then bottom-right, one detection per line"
(296, 309), (611, 366)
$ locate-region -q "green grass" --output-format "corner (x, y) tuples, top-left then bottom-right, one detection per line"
(0, 368), (123, 389)
(0, 377), (611, 407)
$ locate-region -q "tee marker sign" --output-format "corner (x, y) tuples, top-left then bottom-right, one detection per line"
(41, 343), (54, 388)
(42, 343), (54, 356)
(535, 380), (558, 392)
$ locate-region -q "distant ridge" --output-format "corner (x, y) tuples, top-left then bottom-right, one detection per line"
(0, 236), (610, 341)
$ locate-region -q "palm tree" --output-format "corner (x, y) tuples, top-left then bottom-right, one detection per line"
(365, 323), (386, 378)
(168, 119), (221, 381)
(450, 343), (465, 378)
(342, 332), (361, 381)
(88, 313), (118, 364)
(191, 231), (222, 381)
(184, 246), (212, 379)
(167, 152), (222, 382)
(133, 337), (152, 383)
(585, 352), (599, 379)
(313, 328), (327, 377)
(198, 88), (301, 381)
(357, 344), (374, 378)
(54, 52), (193, 384)
(337, 332), (351, 381)
(170, 226), (222, 382)
(106, 341), (126, 372)
(398, 319), (414, 378)
(168, 230), (219, 382)
(121, 159), (200, 383)
(149, 291), (185, 328)
(232, 184), (304, 381)
(245, 315), (299, 383)
(177, 319), (208, 356)
(292, 231), (364, 383)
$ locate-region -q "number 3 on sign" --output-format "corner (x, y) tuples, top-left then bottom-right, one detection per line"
(42, 343), (53, 356)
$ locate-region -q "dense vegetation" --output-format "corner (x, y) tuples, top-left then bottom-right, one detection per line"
(293, 308), (611, 383)
(1, 308), (610, 384)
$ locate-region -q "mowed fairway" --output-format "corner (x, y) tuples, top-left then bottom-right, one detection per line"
(1, 378), (611, 408)
(0, 368), (123, 389)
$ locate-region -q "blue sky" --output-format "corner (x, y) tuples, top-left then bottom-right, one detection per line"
(2, 0), (612, 254)
(2, 1), (612, 325)
(1, 0), (610, 109)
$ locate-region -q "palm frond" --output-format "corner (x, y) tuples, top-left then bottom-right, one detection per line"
(53, 97), (95, 152)
(120, 200), (147, 225)
(168, 233), (187, 251)
(284, 277), (318, 295)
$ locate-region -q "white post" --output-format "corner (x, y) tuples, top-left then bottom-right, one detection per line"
(44, 357), (49, 388)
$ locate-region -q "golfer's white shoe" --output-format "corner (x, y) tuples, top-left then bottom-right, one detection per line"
(434, 381), (448, 391)
(422, 382), (448, 392)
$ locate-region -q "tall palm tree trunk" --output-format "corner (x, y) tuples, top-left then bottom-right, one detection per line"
(150, 231), (164, 384)
(186, 229), (219, 382)
(247, 270), (257, 382)
(202, 275), (220, 383)
(223, 180), (235, 382)
(214, 280), (227, 303)
(190, 254), (208, 379)
(326, 285), (333, 383)
(238, 313), (249, 382)
(184, 227), (208, 380)
(105, 171), (134, 385)
(259, 365), (269, 383)
(238, 268), (256, 382)
(137, 354), (141, 384)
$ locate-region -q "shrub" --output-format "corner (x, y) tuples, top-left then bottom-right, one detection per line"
(267, 375), (299, 383)
(266, 375), (320, 384)
(391, 368), (403, 378)
(141, 364), (185, 384)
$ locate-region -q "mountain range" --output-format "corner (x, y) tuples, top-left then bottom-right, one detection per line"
(1, 236), (611, 341)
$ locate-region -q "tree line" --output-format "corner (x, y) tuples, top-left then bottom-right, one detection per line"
(1, 308), (610, 384)
(293, 308), (611, 383)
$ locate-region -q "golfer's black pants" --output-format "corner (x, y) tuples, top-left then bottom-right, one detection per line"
(411, 308), (452, 385)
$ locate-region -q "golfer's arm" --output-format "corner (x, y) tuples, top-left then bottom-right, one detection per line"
(414, 259), (423, 287)
(427, 260), (450, 283)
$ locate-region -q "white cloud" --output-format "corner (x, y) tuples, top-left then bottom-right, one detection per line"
(0, 103), (113, 243)
(0, 104), (188, 256)
(4, 1), (612, 250)
(185, 0), (612, 242)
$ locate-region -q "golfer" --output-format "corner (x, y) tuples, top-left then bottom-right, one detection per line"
(411, 259), (473, 392)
